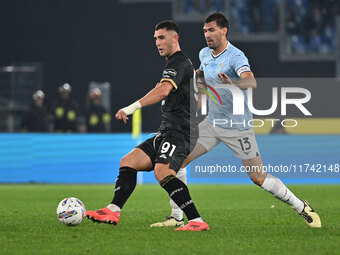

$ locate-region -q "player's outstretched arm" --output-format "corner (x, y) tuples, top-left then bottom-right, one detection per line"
(115, 81), (173, 123)
(139, 81), (173, 107)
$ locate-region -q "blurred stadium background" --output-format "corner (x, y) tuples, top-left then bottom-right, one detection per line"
(0, 0), (339, 184)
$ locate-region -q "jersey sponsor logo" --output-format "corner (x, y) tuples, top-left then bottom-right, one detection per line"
(163, 69), (177, 78)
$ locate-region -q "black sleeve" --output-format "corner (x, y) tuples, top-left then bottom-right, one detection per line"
(160, 57), (187, 91)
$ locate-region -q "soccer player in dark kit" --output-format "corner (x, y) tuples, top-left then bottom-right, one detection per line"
(86, 20), (209, 231)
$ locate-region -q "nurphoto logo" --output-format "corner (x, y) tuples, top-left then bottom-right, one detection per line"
(197, 82), (312, 128)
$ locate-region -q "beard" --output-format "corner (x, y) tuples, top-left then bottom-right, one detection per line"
(207, 41), (218, 49)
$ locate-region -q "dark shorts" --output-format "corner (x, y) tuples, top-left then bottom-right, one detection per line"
(137, 130), (197, 173)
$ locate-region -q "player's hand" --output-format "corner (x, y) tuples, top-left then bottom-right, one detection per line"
(155, 82), (161, 88)
(115, 109), (129, 124)
(218, 73), (232, 84)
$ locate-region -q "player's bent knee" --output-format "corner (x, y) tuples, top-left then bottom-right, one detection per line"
(154, 168), (164, 182)
(119, 155), (136, 168)
(119, 155), (129, 167)
(154, 164), (175, 183)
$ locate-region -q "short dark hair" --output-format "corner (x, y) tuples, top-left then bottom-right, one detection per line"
(155, 20), (179, 35)
(204, 12), (229, 35)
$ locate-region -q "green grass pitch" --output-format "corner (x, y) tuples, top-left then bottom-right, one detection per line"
(1, 184), (340, 255)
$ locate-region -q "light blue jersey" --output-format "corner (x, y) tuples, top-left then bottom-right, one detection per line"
(199, 42), (253, 130)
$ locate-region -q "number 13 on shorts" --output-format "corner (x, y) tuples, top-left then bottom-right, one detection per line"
(238, 137), (251, 151)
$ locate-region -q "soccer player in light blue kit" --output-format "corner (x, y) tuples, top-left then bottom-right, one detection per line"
(151, 12), (321, 228)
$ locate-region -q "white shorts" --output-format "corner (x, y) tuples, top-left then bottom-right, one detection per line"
(197, 120), (260, 160)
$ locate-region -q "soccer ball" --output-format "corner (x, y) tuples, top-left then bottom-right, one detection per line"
(56, 197), (86, 226)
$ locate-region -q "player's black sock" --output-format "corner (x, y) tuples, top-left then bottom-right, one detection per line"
(160, 174), (200, 221)
(111, 167), (137, 209)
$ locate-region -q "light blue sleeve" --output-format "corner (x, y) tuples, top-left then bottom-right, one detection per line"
(231, 52), (251, 77)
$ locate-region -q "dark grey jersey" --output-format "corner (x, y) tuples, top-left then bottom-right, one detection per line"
(158, 51), (198, 136)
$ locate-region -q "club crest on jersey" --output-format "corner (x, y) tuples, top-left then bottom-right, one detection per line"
(163, 69), (177, 78)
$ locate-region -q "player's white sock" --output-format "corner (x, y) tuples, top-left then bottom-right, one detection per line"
(107, 203), (121, 212)
(170, 167), (187, 220)
(170, 202), (183, 220)
(189, 217), (204, 223)
(261, 174), (304, 213)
